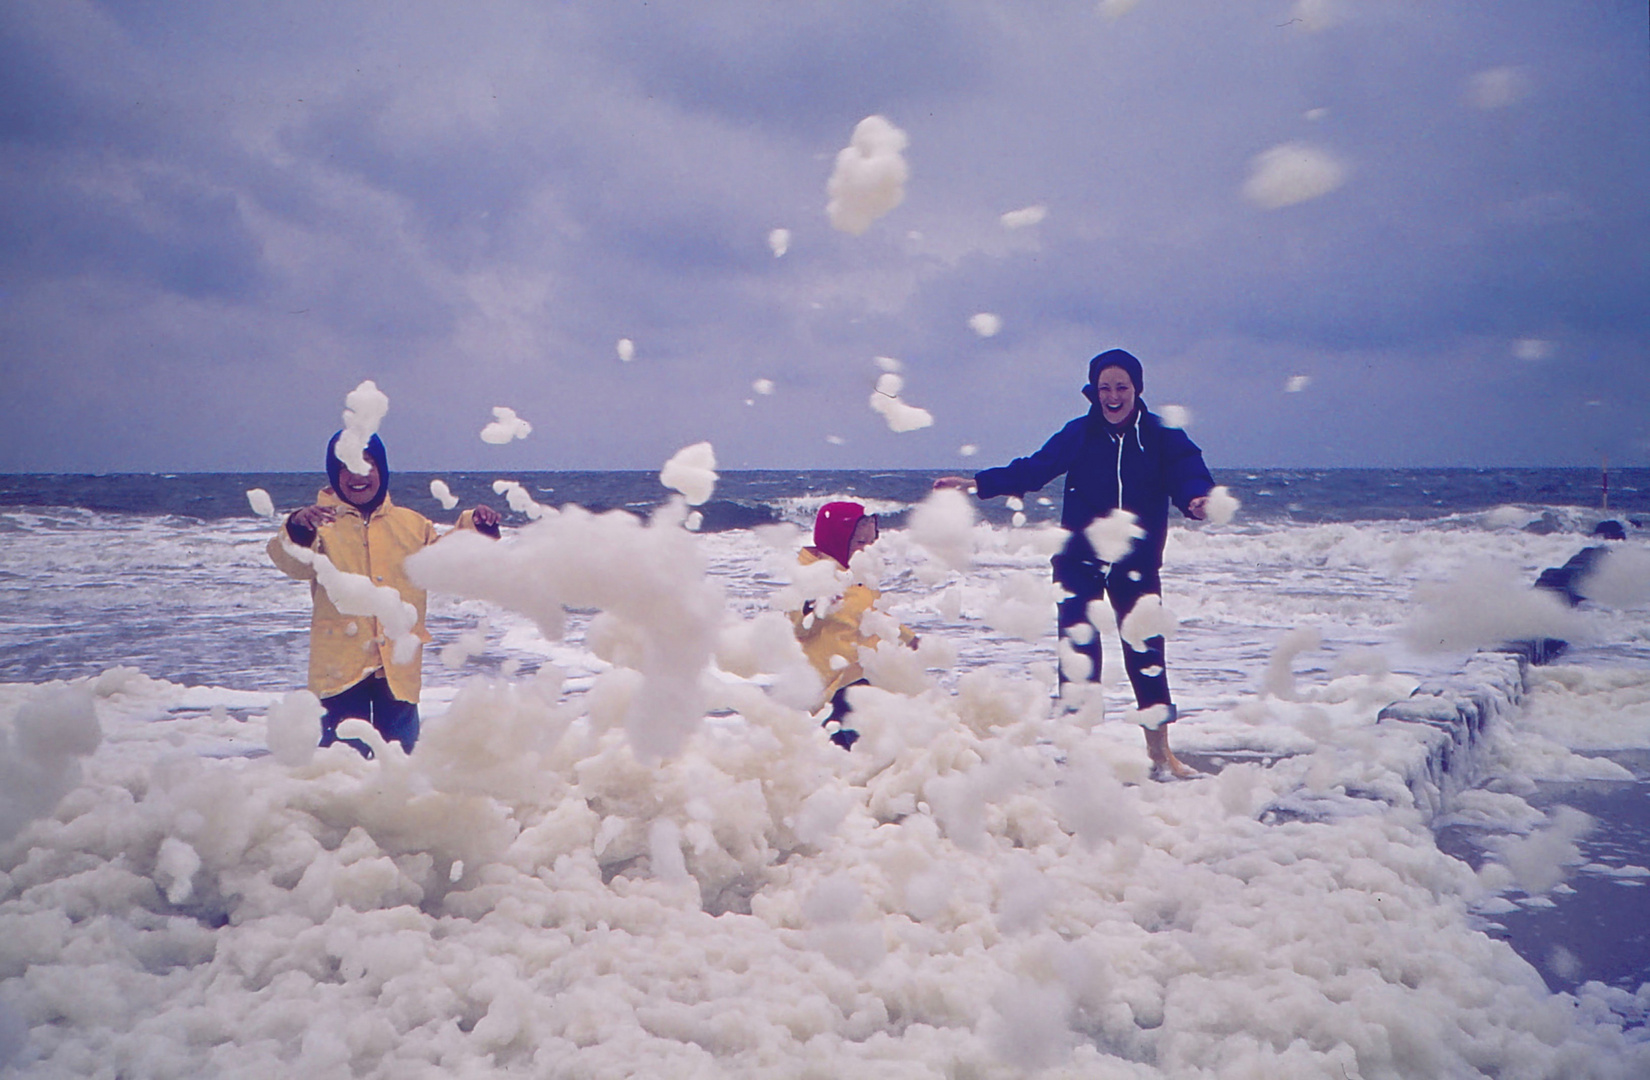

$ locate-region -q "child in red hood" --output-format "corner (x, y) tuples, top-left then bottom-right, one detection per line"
(791, 501), (915, 749)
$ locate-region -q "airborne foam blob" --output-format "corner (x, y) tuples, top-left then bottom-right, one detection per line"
(869, 371), (933, 433)
(1203, 485), (1241, 526)
(245, 488), (276, 518)
(1084, 508), (1144, 563)
(1119, 593), (1177, 651)
(429, 479), (459, 510)
(1285, 374), (1312, 393)
(752, 379), (775, 396)
(480, 406), (533, 445)
(617, 338), (636, 362)
(660, 442), (718, 506)
(277, 538), (422, 664)
(768, 228), (790, 257)
(0, 686), (101, 843)
(335, 380), (389, 474)
(968, 313), (1002, 338)
(1243, 142), (1347, 209)
(1158, 404), (1191, 429)
(1096, 0), (1141, 20)
(999, 204), (1047, 229)
(908, 488), (976, 571)
(826, 115), (909, 236)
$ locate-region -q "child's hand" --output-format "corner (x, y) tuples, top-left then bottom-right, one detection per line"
(471, 505), (502, 536)
(289, 505), (336, 531)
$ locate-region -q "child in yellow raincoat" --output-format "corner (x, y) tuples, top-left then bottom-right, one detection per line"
(268, 431), (499, 757)
(791, 501), (915, 749)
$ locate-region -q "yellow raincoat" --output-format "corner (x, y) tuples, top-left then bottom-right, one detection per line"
(268, 488), (481, 703)
(790, 546), (914, 707)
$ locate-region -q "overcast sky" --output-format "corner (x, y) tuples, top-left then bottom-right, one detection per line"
(2, 0), (1646, 473)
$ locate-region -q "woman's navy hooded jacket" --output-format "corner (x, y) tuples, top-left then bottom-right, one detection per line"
(973, 400), (1213, 582)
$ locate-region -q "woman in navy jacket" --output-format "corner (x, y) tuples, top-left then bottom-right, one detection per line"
(939, 349), (1213, 779)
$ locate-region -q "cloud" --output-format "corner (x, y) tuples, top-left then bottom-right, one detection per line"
(1243, 142), (1348, 209)
(1512, 338), (1553, 362)
(999, 205), (1047, 229)
(1468, 67), (1533, 110)
(826, 115), (909, 235)
(968, 313), (1002, 338)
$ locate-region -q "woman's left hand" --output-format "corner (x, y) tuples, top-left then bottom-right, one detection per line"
(1186, 496), (1209, 521)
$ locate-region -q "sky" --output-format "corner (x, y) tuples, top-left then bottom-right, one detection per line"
(1, 0), (1646, 473)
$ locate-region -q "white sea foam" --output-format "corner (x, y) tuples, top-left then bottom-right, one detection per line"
(659, 442), (718, 506)
(429, 479), (459, 510)
(826, 115), (909, 235)
(480, 406), (532, 445)
(2, 509), (1648, 1075)
(335, 380), (389, 475)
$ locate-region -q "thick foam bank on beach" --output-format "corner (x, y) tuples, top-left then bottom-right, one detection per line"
(2, 500), (1648, 1077)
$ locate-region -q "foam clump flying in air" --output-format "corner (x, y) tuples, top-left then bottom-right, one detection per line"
(429, 479), (459, 510)
(1096, 0), (1141, 20)
(1243, 142), (1347, 209)
(493, 479), (546, 520)
(480, 406), (532, 445)
(999, 204), (1047, 229)
(768, 228), (790, 257)
(245, 488), (276, 518)
(263, 690), (322, 768)
(752, 379), (775, 396)
(968, 313), (1002, 338)
(617, 338), (636, 362)
(1119, 593), (1178, 651)
(335, 380), (389, 474)
(869, 371), (933, 433)
(0, 685), (101, 843)
(279, 541), (422, 664)
(1203, 485), (1241, 526)
(408, 503), (725, 760)
(1158, 404), (1191, 429)
(1285, 374), (1312, 392)
(826, 115), (909, 235)
(908, 488), (977, 571)
(1084, 509), (1144, 563)
(1403, 561), (1585, 653)
(661, 442), (718, 506)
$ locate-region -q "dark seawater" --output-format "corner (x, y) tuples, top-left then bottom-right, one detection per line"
(1, 467), (1644, 527)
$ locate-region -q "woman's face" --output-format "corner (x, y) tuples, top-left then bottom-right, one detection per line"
(848, 514), (880, 560)
(1093, 365), (1137, 425)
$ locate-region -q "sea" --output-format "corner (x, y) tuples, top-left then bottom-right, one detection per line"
(1, 467), (1647, 1076)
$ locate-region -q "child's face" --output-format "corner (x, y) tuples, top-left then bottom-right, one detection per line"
(848, 515), (879, 560)
(337, 460), (382, 507)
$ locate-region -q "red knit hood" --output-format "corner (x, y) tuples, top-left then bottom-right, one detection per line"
(812, 501), (866, 569)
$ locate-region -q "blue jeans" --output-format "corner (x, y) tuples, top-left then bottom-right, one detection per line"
(320, 672), (419, 758)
